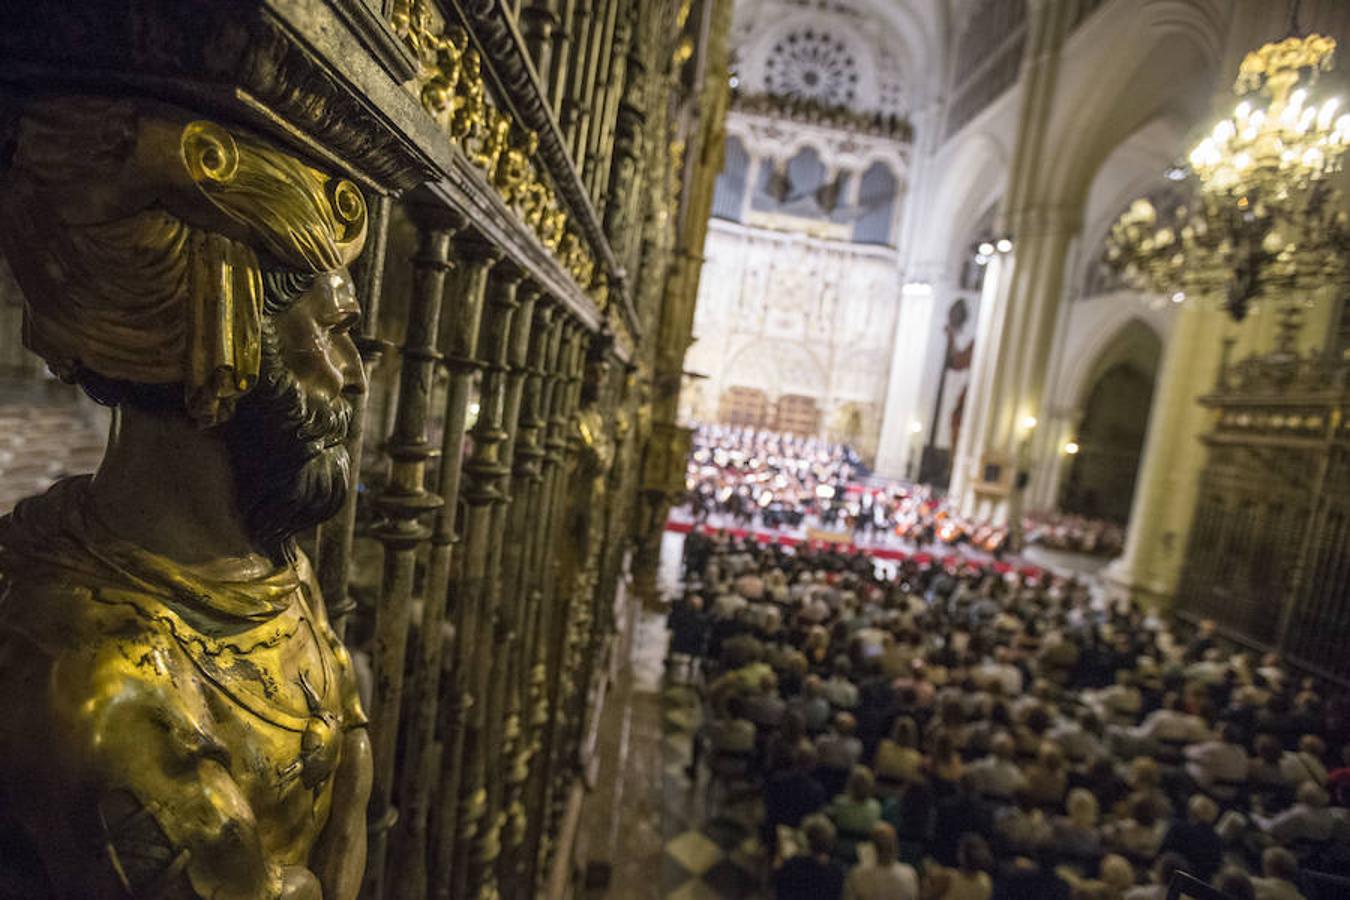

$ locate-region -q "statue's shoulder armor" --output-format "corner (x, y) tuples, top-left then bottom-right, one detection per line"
(0, 566), (163, 660)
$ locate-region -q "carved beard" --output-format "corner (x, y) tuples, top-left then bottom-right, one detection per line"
(222, 320), (353, 564)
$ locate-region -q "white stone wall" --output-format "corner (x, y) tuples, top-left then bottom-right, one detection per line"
(682, 220), (901, 460)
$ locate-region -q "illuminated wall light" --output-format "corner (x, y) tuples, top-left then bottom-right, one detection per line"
(1020, 414), (1038, 431)
(909, 420), (924, 434)
(1171, 291), (1186, 304)
(995, 238), (1013, 253)
(977, 241), (995, 256)
(1063, 441), (1080, 455)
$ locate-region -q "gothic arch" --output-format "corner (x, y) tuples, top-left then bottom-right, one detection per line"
(853, 160), (899, 244)
(1070, 114), (1192, 299)
(917, 130), (1008, 270)
(721, 338), (829, 400)
(1056, 317), (1163, 525)
(1060, 313), (1164, 416)
(1043, 0), (1226, 216)
(711, 135), (751, 221)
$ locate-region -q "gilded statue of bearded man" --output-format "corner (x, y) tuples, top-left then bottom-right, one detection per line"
(0, 97), (372, 899)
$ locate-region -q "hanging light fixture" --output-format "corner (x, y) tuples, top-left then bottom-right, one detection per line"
(1106, 4), (1350, 321)
(1189, 32), (1346, 193)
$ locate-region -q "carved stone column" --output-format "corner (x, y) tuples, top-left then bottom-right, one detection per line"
(450, 258), (523, 900)
(363, 205), (458, 900)
(950, 209), (1076, 522)
(390, 239), (494, 900)
(1104, 301), (1236, 606)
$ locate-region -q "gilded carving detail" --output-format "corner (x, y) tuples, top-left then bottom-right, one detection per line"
(390, 0), (597, 287)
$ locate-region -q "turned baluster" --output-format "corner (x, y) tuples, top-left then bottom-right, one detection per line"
(447, 258), (522, 900)
(390, 236), (494, 900)
(363, 204), (458, 900)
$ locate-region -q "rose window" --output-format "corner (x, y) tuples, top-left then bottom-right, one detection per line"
(763, 29), (859, 107)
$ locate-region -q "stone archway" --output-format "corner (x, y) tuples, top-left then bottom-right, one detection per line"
(1060, 359), (1158, 524)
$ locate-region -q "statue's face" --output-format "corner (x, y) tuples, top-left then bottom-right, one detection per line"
(271, 269), (365, 411)
(223, 269), (365, 560)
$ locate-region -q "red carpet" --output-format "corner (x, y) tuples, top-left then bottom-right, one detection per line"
(663, 518), (1044, 578)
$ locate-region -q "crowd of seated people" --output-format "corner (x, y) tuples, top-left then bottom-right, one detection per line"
(681, 424), (1124, 557)
(668, 530), (1350, 900)
(1024, 513), (1125, 558)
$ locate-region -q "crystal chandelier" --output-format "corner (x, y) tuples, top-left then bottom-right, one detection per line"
(1189, 33), (1346, 194)
(1106, 15), (1350, 321)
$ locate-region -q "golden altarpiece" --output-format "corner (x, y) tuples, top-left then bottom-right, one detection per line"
(0, 0), (731, 897)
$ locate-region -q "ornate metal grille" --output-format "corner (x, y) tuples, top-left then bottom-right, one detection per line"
(1176, 334), (1350, 682)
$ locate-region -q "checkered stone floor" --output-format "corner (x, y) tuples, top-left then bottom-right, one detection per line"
(659, 681), (768, 899)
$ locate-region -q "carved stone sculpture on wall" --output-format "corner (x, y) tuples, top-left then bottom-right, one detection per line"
(0, 96), (372, 899)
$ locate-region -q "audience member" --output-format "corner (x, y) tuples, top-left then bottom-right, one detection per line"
(843, 822), (919, 900)
(927, 833), (995, 900)
(828, 766), (884, 861)
(1250, 847), (1304, 900)
(1159, 795), (1222, 881)
(775, 814), (845, 900)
